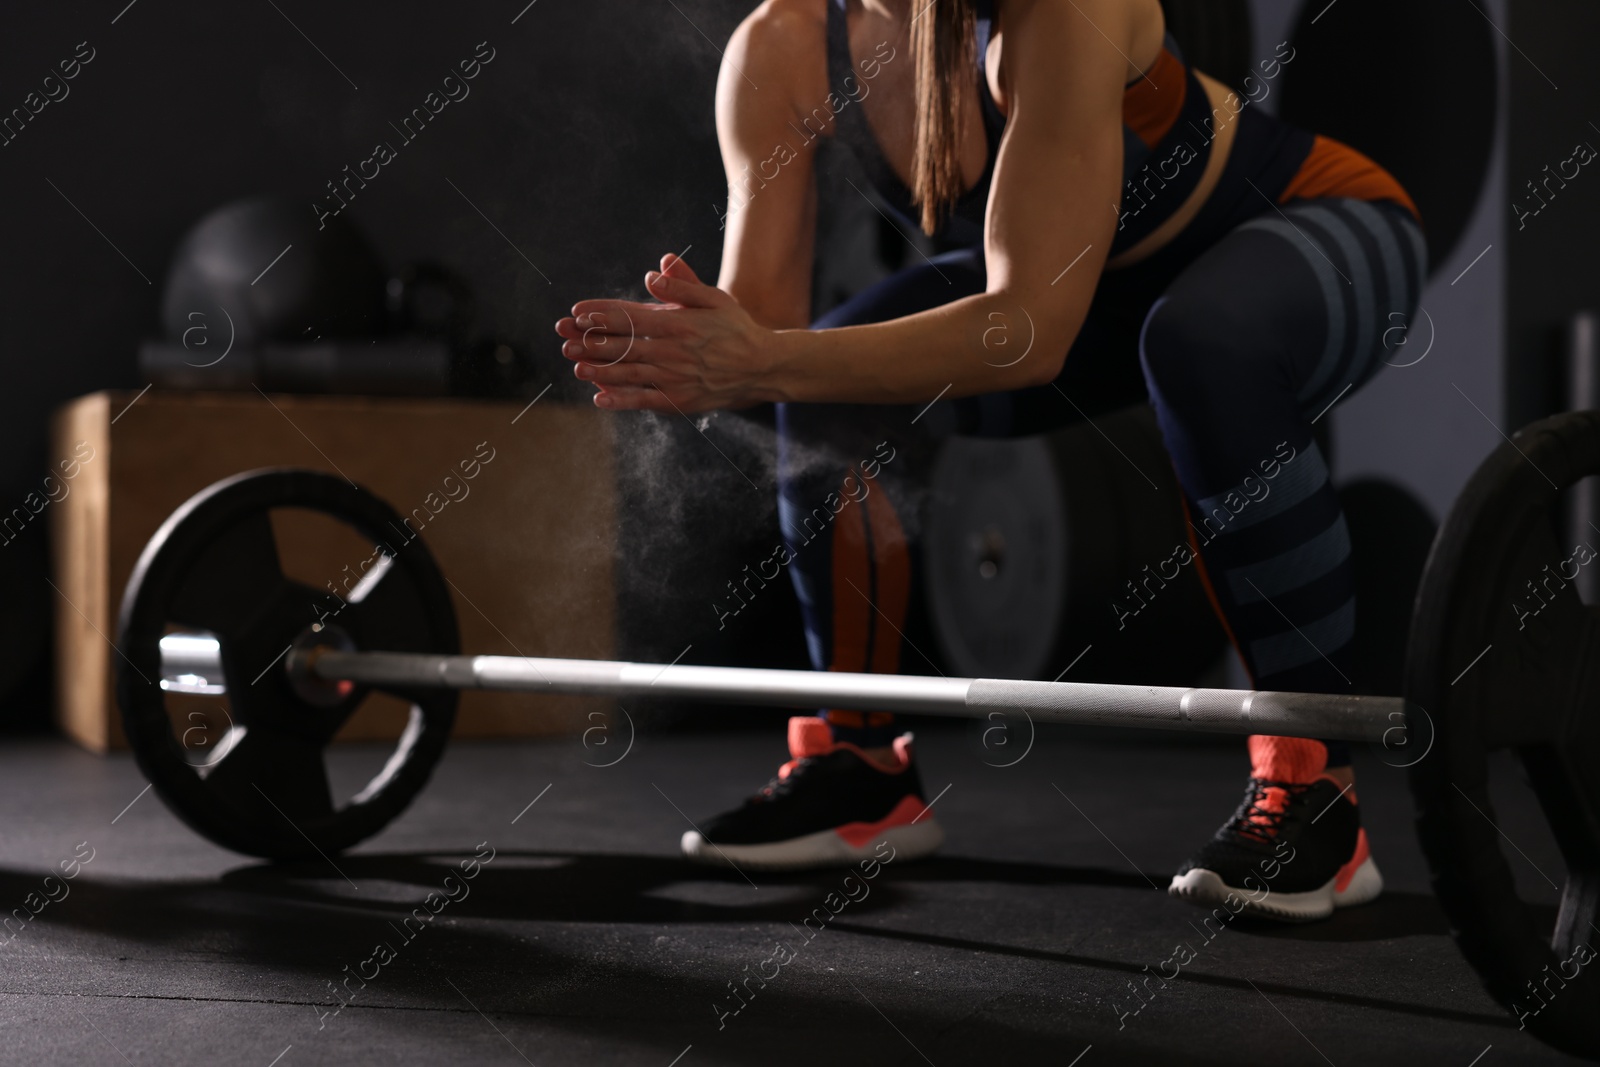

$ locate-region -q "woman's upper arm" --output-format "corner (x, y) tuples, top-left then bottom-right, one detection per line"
(984, 0), (1132, 364)
(714, 1), (826, 331)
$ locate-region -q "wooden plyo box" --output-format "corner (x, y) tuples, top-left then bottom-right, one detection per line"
(49, 389), (616, 752)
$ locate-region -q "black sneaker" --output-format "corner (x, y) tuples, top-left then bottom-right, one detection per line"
(1169, 768), (1382, 923)
(680, 716), (944, 870)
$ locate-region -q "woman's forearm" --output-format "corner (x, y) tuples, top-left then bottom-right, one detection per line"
(766, 290), (1074, 405)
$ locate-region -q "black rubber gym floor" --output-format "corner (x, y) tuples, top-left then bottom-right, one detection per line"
(0, 722), (1579, 1065)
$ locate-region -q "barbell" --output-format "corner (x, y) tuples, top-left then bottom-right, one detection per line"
(115, 410), (1600, 1058)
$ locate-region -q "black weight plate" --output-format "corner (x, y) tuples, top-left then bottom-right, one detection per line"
(1278, 0), (1497, 274)
(1157, 0), (1252, 95)
(116, 469), (459, 860)
(1342, 478), (1438, 697)
(923, 405), (1225, 686)
(1408, 411), (1600, 1056)
(925, 436), (1067, 679)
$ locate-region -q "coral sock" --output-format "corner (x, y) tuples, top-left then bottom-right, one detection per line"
(1248, 734), (1328, 784)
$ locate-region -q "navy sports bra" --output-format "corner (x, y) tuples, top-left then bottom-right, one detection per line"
(825, 0), (1219, 255)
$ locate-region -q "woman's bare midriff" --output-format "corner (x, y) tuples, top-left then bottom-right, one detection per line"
(1105, 71), (1239, 269)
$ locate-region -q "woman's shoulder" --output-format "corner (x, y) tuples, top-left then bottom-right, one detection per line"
(724, 0), (831, 116)
(994, 0), (1165, 90)
(731, 0), (828, 59)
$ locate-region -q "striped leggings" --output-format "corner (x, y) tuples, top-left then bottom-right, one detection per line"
(776, 196), (1426, 766)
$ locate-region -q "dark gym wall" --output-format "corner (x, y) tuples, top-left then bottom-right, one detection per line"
(0, 1), (767, 718)
(1507, 0), (1600, 426)
(0, 0), (742, 466)
(5, 1), (1596, 719)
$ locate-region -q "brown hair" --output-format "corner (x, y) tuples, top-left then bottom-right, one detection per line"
(910, 0), (978, 235)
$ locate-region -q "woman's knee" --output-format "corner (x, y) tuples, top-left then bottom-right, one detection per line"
(775, 401), (863, 454)
(811, 248), (985, 329)
(1137, 290), (1276, 413)
(775, 403), (908, 492)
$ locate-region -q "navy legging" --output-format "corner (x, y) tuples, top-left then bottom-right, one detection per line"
(776, 196), (1426, 767)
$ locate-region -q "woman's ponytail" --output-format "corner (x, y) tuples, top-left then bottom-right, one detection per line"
(910, 0), (978, 234)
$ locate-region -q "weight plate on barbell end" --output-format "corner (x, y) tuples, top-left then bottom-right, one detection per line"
(924, 405), (1226, 687)
(1407, 411), (1600, 1056)
(116, 468), (459, 860)
(926, 436), (1067, 680)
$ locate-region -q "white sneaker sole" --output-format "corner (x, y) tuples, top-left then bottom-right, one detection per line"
(681, 819), (944, 871)
(1168, 854), (1383, 923)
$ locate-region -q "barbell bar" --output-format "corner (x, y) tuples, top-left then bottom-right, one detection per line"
(276, 646), (1411, 744)
(115, 411), (1600, 1059)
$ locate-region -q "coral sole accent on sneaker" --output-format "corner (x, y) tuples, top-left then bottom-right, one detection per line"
(1334, 829), (1371, 893)
(836, 795), (928, 847)
(681, 819), (944, 871)
(1167, 855), (1384, 923)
